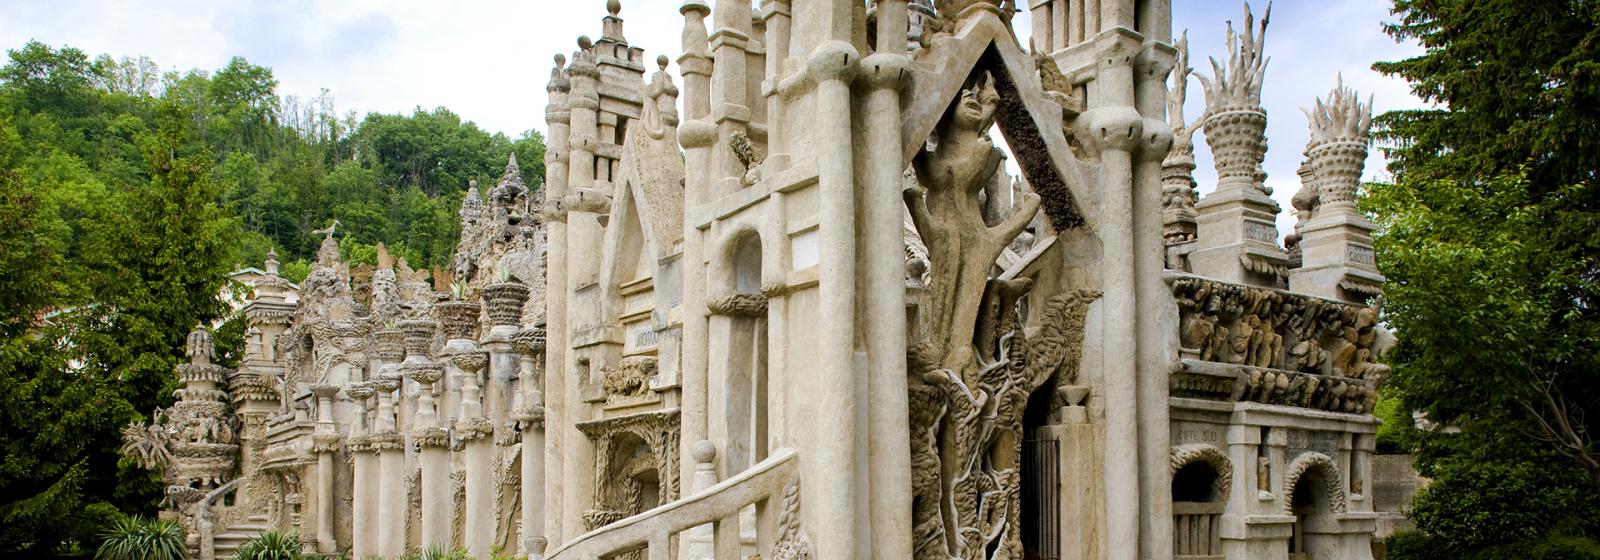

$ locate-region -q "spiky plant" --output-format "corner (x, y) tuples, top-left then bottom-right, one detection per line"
(95, 516), (186, 560)
(421, 545), (470, 560)
(120, 418), (174, 471)
(233, 531), (301, 560)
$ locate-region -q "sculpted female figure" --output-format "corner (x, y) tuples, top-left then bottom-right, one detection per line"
(907, 73), (1042, 375)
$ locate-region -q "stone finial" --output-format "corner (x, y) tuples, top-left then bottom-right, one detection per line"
(548, 54), (571, 94)
(608, 0), (621, 16)
(1162, 30), (1200, 257)
(1196, 2), (1271, 111)
(185, 329), (215, 364)
(265, 248), (280, 276)
(1302, 75), (1373, 209)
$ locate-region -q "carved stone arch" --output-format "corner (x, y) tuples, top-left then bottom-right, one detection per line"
(898, 9), (1096, 231)
(1170, 443), (1233, 501)
(1282, 451), (1347, 514)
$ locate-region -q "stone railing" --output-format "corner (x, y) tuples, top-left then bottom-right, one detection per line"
(547, 448), (804, 560)
(192, 474), (251, 560)
(1166, 273), (1387, 414)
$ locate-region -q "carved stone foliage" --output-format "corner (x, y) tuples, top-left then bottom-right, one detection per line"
(601, 356), (659, 402)
(1169, 275), (1388, 414)
(905, 61), (1099, 560)
(707, 293), (767, 318)
(771, 477), (812, 560)
(576, 410), (681, 531)
(1282, 452), (1347, 515)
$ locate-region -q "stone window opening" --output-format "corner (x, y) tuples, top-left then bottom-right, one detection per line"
(1172, 461), (1224, 558)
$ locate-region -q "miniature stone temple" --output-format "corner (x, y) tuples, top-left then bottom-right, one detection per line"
(129, 1), (1394, 559)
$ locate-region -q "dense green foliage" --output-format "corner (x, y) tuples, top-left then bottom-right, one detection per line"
(1368, 0), (1600, 556)
(233, 531), (300, 560)
(93, 516), (184, 560)
(0, 39), (543, 557)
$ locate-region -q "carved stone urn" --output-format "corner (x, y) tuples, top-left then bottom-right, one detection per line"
(435, 301), (482, 341)
(373, 328), (406, 363)
(397, 319), (436, 362)
(482, 280), (531, 327)
(1202, 106), (1270, 194)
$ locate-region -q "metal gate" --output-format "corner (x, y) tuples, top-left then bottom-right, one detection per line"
(1021, 436), (1060, 560)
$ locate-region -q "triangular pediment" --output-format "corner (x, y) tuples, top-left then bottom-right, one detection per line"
(900, 11), (1097, 232)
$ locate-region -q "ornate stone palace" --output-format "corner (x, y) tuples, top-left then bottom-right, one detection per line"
(133, 1), (1394, 559)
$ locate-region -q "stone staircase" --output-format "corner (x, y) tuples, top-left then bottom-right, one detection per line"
(209, 513), (270, 560)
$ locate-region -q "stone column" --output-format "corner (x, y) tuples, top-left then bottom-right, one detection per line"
(542, 52), (572, 548)
(370, 374), (406, 557)
(345, 383), (376, 558)
(1289, 78), (1383, 303)
(512, 328), (547, 558)
(1080, 28), (1149, 560)
(561, 39), (601, 541)
(859, 47), (913, 560)
(308, 384), (341, 554)
(805, 39), (863, 560)
(453, 349), (493, 559)
(1190, 5), (1287, 286)
(675, 0), (714, 514)
(400, 319), (451, 549)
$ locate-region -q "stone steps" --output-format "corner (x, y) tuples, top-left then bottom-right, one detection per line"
(210, 514), (271, 559)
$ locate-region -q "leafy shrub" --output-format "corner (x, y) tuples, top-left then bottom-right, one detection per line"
(233, 530), (300, 560)
(95, 515), (186, 560)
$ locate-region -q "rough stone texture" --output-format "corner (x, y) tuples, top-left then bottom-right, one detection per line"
(135, 2), (1394, 559)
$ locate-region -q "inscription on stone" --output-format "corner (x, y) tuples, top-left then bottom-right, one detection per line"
(1347, 246), (1376, 266)
(1176, 427), (1220, 445)
(1245, 221), (1279, 243)
(1285, 429), (1340, 459)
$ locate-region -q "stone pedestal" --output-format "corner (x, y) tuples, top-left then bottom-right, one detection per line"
(1191, 107), (1288, 286)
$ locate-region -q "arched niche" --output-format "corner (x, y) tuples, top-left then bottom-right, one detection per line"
(707, 229), (770, 476)
(1283, 452), (1347, 559)
(1170, 444), (1231, 558)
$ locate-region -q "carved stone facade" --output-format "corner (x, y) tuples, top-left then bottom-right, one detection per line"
(133, 2), (1391, 559)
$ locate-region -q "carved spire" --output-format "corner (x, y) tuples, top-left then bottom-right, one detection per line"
(1197, 2), (1272, 111)
(1162, 31), (1199, 257)
(1302, 74), (1373, 209)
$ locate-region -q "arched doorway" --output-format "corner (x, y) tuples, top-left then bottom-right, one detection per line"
(1283, 453), (1345, 560)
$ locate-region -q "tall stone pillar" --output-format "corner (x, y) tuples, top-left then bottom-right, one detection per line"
(345, 383), (376, 558)
(308, 384), (341, 554)
(512, 327), (547, 557)
(675, 0), (714, 518)
(560, 38), (601, 541)
(370, 373), (406, 557)
(400, 319), (451, 549)
(1189, 5), (1287, 287)
(859, 44), (913, 560)
(1081, 29), (1149, 560)
(1289, 78), (1382, 303)
(452, 349), (492, 559)
(805, 38), (863, 560)
(540, 52), (571, 548)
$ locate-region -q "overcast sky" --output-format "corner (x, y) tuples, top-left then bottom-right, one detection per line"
(0, 0), (1424, 232)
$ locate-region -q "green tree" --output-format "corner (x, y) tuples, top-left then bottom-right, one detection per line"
(1369, 0), (1600, 555)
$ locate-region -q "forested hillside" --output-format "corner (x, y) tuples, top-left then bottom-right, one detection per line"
(0, 40), (544, 556)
